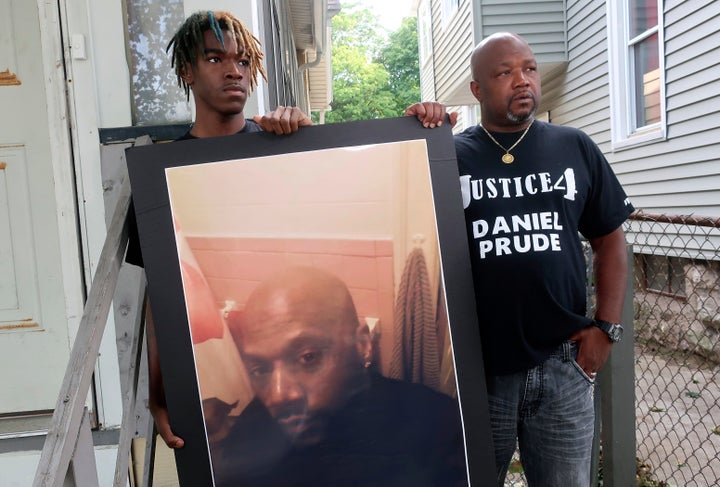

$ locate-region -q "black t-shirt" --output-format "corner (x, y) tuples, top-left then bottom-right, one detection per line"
(211, 373), (468, 487)
(454, 120), (634, 375)
(125, 120), (263, 267)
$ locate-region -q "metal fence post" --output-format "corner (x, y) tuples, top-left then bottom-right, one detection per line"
(598, 244), (636, 486)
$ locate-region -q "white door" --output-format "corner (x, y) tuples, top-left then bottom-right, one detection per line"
(0, 0), (82, 414)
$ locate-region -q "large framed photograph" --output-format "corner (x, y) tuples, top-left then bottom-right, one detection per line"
(126, 117), (494, 486)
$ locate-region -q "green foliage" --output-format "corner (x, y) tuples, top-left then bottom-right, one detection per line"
(636, 458), (673, 487)
(325, 2), (420, 123)
(507, 458), (524, 475)
(331, 4), (385, 56)
(378, 17), (421, 112)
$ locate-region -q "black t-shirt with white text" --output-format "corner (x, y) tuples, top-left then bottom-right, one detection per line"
(455, 120), (634, 375)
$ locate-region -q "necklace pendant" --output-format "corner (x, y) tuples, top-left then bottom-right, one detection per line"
(502, 153), (514, 164)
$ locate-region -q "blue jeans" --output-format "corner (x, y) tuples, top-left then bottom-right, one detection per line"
(486, 341), (595, 487)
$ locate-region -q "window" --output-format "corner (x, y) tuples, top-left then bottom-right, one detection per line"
(460, 105), (478, 131)
(126, 0), (190, 124)
(643, 255), (688, 297)
(629, 1), (661, 128)
(262, 0), (300, 110)
(607, 0), (666, 149)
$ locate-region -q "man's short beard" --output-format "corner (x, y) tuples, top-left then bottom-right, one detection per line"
(507, 106), (536, 124)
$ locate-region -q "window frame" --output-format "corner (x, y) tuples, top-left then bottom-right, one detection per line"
(606, 0), (667, 150)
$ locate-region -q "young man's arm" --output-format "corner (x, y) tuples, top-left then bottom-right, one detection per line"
(147, 301), (185, 448)
(570, 226), (628, 376)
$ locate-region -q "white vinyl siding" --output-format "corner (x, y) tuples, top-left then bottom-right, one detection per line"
(544, 0), (610, 141)
(548, 0), (720, 218)
(615, 0), (720, 217)
(428, 0), (474, 105)
(306, 49), (332, 112)
(475, 0), (566, 63)
(441, 0), (460, 28)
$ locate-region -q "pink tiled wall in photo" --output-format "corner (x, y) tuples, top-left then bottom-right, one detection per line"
(187, 236), (395, 370)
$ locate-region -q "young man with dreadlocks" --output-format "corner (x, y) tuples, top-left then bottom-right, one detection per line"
(126, 10), (313, 450)
(168, 10), (311, 137)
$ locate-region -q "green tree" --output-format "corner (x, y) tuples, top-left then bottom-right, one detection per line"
(324, 3), (420, 123)
(378, 17), (421, 114)
(327, 44), (398, 122)
(331, 4), (384, 55)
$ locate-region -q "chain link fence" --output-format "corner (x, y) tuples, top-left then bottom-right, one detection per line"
(626, 212), (720, 487)
(504, 211), (720, 487)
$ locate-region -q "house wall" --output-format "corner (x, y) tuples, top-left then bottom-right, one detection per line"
(630, 0), (720, 217)
(542, 0), (609, 138)
(307, 49), (333, 111)
(423, 0), (474, 104)
(546, 0), (720, 218)
(475, 0), (567, 62)
(425, 0), (568, 106)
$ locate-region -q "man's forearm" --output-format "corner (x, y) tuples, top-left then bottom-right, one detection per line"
(590, 227), (628, 323)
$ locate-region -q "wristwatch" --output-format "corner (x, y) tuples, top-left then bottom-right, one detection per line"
(593, 319), (624, 343)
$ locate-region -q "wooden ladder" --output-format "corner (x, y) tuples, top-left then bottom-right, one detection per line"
(32, 136), (158, 487)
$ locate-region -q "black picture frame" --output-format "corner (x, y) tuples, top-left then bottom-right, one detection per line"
(126, 116), (495, 486)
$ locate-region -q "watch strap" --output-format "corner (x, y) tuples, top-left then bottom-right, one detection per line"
(593, 319), (623, 342)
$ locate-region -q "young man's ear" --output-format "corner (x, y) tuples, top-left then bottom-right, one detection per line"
(180, 63), (194, 86)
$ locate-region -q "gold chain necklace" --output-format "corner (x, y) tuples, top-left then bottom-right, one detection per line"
(480, 119), (534, 164)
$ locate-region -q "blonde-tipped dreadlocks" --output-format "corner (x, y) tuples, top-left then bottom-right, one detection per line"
(166, 10), (267, 100)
